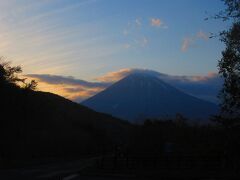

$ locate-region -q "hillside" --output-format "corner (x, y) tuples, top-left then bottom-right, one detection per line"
(0, 85), (130, 163)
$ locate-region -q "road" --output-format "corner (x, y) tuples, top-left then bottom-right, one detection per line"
(0, 156), (103, 180)
(1, 155), (239, 180)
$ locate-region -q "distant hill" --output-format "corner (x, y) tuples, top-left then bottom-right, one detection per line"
(0, 85), (129, 162)
(82, 72), (218, 123)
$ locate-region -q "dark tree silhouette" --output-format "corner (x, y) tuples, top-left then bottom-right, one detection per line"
(0, 58), (37, 90)
(214, 0), (240, 21)
(0, 60), (23, 87)
(215, 0), (240, 127)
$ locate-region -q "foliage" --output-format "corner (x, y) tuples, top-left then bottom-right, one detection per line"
(0, 58), (37, 90)
(215, 0), (240, 126)
(215, 0), (240, 21)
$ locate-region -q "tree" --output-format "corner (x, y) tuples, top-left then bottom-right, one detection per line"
(0, 59), (23, 88)
(0, 58), (37, 90)
(215, 0), (240, 127)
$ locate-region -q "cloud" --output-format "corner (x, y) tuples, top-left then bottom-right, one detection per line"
(25, 74), (108, 88)
(0, 0), (122, 75)
(95, 68), (161, 83)
(96, 69), (157, 82)
(95, 68), (133, 82)
(24, 74), (109, 102)
(197, 30), (209, 41)
(123, 17), (167, 49)
(150, 18), (163, 27)
(181, 30), (209, 52)
(160, 72), (219, 83)
(187, 72), (218, 82)
(181, 37), (194, 52)
(123, 36), (149, 49)
(150, 18), (168, 28)
(95, 68), (220, 84)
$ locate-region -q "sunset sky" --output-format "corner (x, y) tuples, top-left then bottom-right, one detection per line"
(0, 0), (228, 101)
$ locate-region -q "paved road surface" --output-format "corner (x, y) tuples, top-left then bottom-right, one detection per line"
(0, 156), (103, 180)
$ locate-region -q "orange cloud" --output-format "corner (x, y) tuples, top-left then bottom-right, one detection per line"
(189, 72), (218, 82)
(24, 74), (107, 102)
(181, 30), (209, 52)
(36, 81), (103, 101)
(95, 68), (133, 82)
(150, 18), (162, 27)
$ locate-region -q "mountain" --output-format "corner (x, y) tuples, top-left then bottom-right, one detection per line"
(127, 69), (222, 104)
(82, 72), (218, 123)
(98, 69), (222, 104)
(155, 72), (222, 104)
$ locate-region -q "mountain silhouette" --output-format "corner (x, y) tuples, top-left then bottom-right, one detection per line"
(1, 85), (129, 161)
(82, 72), (218, 123)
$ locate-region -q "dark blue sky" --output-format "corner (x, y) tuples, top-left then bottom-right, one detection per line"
(0, 0), (228, 80)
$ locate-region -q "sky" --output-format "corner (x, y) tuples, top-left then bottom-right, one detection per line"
(0, 0), (228, 101)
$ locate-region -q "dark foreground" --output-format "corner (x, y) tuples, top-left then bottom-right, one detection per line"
(1, 154), (240, 180)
